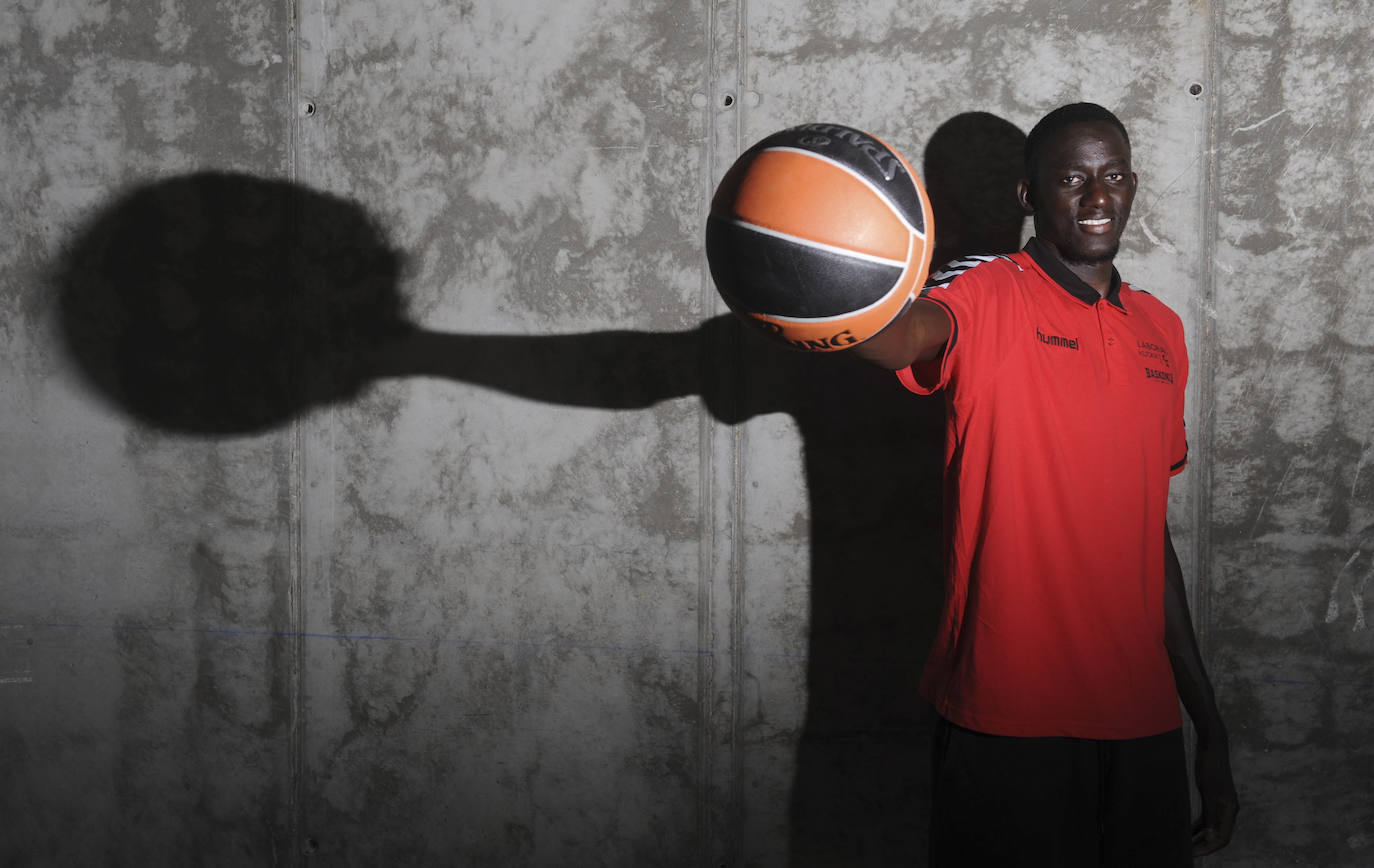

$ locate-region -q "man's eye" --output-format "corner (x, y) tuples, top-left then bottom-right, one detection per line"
(1061, 175), (1082, 185)
(1107, 172), (1124, 182)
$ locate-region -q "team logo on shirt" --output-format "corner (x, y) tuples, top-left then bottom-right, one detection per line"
(1035, 327), (1079, 351)
(1137, 340), (1175, 383)
(1136, 339), (1171, 367)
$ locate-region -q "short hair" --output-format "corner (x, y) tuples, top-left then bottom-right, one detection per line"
(1023, 103), (1130, 179)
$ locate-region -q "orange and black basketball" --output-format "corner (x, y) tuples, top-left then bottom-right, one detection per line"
(706, 123), (935, 351)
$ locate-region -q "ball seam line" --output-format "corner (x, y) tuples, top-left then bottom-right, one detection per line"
(761, 145), (928, 239)
(717, 216), (908, 269)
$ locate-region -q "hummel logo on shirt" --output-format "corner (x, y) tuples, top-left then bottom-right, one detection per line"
(1035, 327), (1079, 350)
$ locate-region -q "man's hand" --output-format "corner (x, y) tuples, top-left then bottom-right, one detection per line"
(1191, 731), (1238, 857)
(1164, 526), (1239, 858)
(851, 297), (951, 370)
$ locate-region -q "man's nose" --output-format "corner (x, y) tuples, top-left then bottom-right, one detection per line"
(1080, 178), (1109, 206)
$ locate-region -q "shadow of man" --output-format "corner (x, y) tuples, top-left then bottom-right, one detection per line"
(51, 110), (1025, 865)
(783, 111), (1028, 866)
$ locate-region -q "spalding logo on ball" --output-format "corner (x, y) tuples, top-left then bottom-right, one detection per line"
(706, 123), (935, 351)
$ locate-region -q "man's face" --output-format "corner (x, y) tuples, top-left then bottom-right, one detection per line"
(1019, 121), (1137, 267)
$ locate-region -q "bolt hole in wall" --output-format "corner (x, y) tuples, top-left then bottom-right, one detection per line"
(1188, 82), (1203, 96)
(300, 100), (316, 117)
(722, 92), (735, 107)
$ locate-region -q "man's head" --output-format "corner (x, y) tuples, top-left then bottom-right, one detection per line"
(1017, 103), (1137, 269)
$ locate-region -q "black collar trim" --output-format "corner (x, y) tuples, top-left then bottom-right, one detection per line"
(1024, 237), (1125, 310)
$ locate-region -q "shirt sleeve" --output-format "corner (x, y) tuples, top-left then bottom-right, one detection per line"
(894, 257), (1003, 396)
(1169, 320), (1190, 477)
(895, 297), (955, 395)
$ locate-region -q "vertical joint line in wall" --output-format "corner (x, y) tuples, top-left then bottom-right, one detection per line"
(695, 397), (714, 866)
(733, 1), (747, 151)
(697, 4), (719, 863)
(726, 5), (748, 861)
(702, 2), (746, 861)
(288, 407), (306, 868)
(286, 3), (306, 864)
(288, 1), (301, 184)
(1194, 0), (1223, 668)
(694, 238), (714, 865)
(728, 419), (746, 863)
(702, 1), (749, 862)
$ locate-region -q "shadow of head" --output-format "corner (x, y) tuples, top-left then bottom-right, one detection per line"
(54, 171), (409, 435)
(923, 111), (1028, 266)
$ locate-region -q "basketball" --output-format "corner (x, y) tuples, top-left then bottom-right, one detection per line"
(705, 123), (935, 351)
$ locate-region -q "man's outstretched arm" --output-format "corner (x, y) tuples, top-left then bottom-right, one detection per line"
(851, 299), (951, 370)
(1164, 525), (1239, 856)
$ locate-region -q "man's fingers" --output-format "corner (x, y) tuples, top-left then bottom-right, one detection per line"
(1191, 810), (1236, 858)
(1192, 826), (1224, 857)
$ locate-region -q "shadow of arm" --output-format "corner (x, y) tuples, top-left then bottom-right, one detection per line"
(372, 325), (707, 411)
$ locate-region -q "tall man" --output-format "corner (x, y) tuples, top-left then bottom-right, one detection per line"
(856, 103), (1238, 865)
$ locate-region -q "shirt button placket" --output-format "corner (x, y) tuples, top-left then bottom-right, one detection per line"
(1096, 303), (1113, 384)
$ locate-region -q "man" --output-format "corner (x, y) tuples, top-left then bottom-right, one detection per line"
(855, 103), (1238, 865)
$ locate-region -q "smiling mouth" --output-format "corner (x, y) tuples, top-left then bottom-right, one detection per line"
(1078, 218), (1112, 226)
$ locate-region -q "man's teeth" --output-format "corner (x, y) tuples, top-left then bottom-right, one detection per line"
(1079, 218), (1111, 226)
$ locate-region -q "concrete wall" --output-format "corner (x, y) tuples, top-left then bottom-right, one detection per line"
(2, 1), (1369, 865)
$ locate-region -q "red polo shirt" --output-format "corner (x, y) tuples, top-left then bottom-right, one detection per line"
(899, 239), (1188, 739)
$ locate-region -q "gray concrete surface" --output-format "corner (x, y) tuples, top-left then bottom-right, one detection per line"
(2, 1), (1370, 865)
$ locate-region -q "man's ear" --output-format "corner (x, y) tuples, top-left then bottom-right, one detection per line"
(1016, 178), (1035, 215)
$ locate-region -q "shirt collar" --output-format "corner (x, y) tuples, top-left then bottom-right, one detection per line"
(1024, 237), (1126, 310)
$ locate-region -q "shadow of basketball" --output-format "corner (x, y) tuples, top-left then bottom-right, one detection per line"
(55, 172), (409, 435)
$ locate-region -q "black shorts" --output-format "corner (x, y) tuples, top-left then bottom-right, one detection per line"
(929, 716), (1193, 868)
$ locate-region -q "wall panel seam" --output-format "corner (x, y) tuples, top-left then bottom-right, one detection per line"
(727, 2), (749, 863)
(286, 2), (306, 865)
(1194, 0), (1223, 667)
(701, 1), (722, 863)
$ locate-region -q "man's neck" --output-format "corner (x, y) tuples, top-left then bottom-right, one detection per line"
(1062, 259), (1115, 298)
(1029, 237), (1115, 297)
(1023, 238), (1124, 309)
